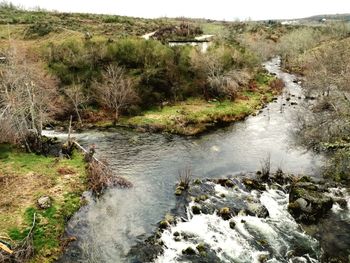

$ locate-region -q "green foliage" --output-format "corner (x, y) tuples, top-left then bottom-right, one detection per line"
(25, 22), (56, 38)
(324, 149), (350, 182)
(0, 6), (273, 121)
(123, 87), (274, 135)
(61, 192), (82, 219)
(1, 148), (87, 260)
(0, 143), (11, 159)
(102, 15), (122, 23)
(255, 72), (274, 86)
(46, 37), (104, 85)
(8, 206), (61, 252)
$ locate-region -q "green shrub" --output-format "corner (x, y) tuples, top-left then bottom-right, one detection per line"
(0, 143), (11, 159)
(25, 22), (56, 38)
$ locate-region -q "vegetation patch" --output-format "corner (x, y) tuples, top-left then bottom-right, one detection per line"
(0, 147), (87, 262)
(120, 82), (279, 135)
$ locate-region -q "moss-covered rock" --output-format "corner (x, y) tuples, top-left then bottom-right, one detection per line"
(217, 179), (235, 188)
(288, 182), (333, 224)
(182, 246), (196, 255)
(194, 195), (208, 202)
(218, 207), (232, 220)
(229, 220), (236, 229)
(196, 242), (207, 254)
(191, 205), (201, 215)
(159, 220), (170, 229)
(175, 185), (185, 196)
(242, 178), (266, 191)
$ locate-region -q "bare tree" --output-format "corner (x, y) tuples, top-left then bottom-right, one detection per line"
(190, 49), (252, 100)
(0, 45), (59, 147)
(64, 84), (87, 125)
(94, 64), (138, 123)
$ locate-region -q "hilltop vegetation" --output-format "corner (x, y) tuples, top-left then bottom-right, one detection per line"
(0, 1), (292, 140)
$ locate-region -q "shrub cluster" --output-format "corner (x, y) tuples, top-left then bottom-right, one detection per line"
(44, 36), (259, 118)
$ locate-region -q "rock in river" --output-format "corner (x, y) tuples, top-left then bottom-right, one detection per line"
(288, 182), (333, 224)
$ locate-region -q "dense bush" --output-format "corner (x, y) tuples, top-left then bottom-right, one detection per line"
(25, 22), (56, 38)
(44, 35), (257, 115)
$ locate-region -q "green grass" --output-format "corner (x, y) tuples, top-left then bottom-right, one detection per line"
(0, 143), (11, 159)
(120, 85), (277, 135)
(201, 22), (227, 35)
(0, 147), (87, 262)
(255, 72), (275, 86)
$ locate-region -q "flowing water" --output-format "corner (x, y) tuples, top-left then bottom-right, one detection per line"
(155, 183), (322, 263)
(55, 58), (333, 262)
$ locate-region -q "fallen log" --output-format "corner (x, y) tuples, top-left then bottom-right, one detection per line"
(72, 141), (106, 166)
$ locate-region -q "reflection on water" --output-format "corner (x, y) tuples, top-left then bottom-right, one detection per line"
(58, 58), (324, 262)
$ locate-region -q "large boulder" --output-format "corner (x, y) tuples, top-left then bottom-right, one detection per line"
(288, 182), (333, 224)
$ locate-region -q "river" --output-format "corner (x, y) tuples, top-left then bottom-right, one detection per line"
(56, 57), (327, 262)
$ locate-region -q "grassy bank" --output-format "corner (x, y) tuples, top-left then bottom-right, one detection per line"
(99, 79), (280, 136)
(0, 144), (87, 262)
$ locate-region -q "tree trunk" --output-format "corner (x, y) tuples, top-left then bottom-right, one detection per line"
(114, 109), (119, 126)
(75, 105), (82, 125)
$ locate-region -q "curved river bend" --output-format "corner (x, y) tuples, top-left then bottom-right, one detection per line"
(57, 58), (325, 262)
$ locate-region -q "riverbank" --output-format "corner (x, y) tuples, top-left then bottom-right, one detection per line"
(77, 77), (283, 136)
(123, 89), (278, 136)
(0, 144), (87, 262)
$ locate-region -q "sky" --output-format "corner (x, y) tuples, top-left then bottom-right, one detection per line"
(7, 0), (350, 21)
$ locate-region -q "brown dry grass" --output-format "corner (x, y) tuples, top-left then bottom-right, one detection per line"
(0, 172), (52, 231)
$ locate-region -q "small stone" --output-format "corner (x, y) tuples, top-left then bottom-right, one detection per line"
(182, 246), (196, 255)
(217, 179), (234, 188)
(258, 239), (268, 246)
(229, 220), (236, 229)
(155, 231), (162, 239)
(175, 187), (182, 196)
(218, 207), (232, 220)
(37, 196), (51, 209)
(288, 182), (333, 224)
(194, 195), (208, 202)
(173, 231), (180, 237)
(242, 178), (266, 191)
(193, 179), (202, 185)
(159, 220), (169, 229)
(333, 198), (347, 208)
(196, 242), (206, 253)
(258, 254), (269, 262)
(192, 205), (201, 215)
